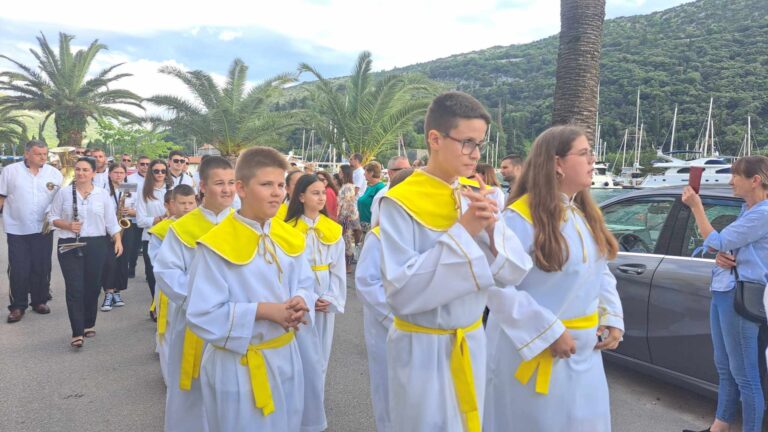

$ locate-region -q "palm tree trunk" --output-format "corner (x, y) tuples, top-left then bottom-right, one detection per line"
(551, 0), (605, 145)
(54, 110), (87, 147)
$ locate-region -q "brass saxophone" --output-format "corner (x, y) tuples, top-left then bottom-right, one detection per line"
(117, 190), (131, 229)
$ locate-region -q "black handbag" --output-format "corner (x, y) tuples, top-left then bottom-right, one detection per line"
(733, 265), (767, 325)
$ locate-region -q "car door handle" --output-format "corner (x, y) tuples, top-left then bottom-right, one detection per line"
(617, 264), (647, 275)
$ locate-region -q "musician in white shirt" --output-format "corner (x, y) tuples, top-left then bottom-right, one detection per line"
(136, 159), (171, 306)
(126, 156), (150, 277)
(91, 148), (110, 190)
(167, 150), (194, 188)
(49, 157), (123, 348)
(0, 140), (63, 323)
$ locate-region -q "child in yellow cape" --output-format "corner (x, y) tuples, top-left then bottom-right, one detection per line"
(185, 147), (315, 432)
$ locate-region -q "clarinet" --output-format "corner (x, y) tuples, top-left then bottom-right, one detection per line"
(71, 184), (84, 257)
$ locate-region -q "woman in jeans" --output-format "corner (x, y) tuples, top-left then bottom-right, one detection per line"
(682, 155), (768, 432)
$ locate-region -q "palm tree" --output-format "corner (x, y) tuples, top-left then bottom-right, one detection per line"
(0, 109), (29, 150)
(298, 51), (439, 162)
(0, 32), (144, 147)
(551, 0), (606, 144)
(146, 58), (301, 157)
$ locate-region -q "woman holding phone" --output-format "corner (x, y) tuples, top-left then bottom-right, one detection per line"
(681, 155), (768, 432)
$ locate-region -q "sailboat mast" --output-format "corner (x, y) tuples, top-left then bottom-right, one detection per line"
(704, 98), (713, 157)
(670, 104), (677, 153)
(634, 89), (640, 160)
(621, 129), (628, 170)
(748, 116), (752, 156)
(637, 123), (644, 169)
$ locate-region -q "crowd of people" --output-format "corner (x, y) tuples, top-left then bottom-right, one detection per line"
(0, 90), (767, 432)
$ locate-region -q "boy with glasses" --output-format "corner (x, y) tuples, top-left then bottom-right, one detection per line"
(168, 150), (194, 188)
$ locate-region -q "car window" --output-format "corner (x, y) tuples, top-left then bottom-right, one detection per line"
(680, 199), (741, 258)
(602, 198), (675, 254)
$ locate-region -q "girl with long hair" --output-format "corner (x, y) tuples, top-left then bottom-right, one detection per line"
(101, 163), (135, 311)
(136, 159), (170, 313)
(50, 157), (123, 348)
(484, 125), (624, 431)
(337, 164), (361, 272)
(285, 174), (347, 432)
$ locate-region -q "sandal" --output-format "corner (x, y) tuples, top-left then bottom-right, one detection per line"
(84, 328), (96, 338)
(70, 336), (84, 348)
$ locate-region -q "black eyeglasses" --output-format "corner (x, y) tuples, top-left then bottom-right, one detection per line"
(152, 169), (167, 175)
(122, 158), (132, 162)
(441, 133), (487, 155)
(172, 158), (185, 164)
(138, 162), (150, 166)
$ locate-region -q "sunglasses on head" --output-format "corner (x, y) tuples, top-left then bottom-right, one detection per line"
(153, 169), (167, 175)
(172, 158), (186, 164)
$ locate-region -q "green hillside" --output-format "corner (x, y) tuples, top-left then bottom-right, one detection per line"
(390, 0), (767, 156)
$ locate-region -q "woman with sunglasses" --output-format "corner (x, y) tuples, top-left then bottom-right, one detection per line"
(136, 159), (171, 315)
(49, 157), (123, 348)
(126, 156), (150, 278)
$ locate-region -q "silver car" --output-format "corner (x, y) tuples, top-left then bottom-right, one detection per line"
(599, 185), (766, 399)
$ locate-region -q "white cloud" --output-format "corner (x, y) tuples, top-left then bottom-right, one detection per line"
(218, 30), (242, 41)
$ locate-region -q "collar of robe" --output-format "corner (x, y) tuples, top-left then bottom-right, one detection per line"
(384, 169), (463, 232)
(148, 218), (175, 241)
(288, 214), (342, 245)
(198, 213), (305, 267)
(275, 202), (288, 221)
(507, 193), (590, 263)
(170, 207), (233, 248)
(371, 226), (381, 238)
(458, 176), (492, 191)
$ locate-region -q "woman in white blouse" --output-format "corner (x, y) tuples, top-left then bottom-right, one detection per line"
(135, 159), (170, 313)
(50, 157), (123, 348)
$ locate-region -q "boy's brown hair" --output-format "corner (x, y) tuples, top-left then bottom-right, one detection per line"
(235, 146), (289, 184)
(424, 92), (491, 147)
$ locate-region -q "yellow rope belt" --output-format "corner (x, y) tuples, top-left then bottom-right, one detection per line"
(311, 264), (330, 271)
(394, 317), (483, 432)
(218, 330), (296, 417)
(156, 292), (169, 339)
(179, 326), (205, 391)
(514, 311), (599, 395)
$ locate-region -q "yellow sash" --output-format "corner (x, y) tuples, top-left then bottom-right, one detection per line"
(226, 330), (296, 416)
(289, 214), (342, 245)
(311, 264), (330, 271)
(179, 326), (205, 391)
(514, 311), (599, 395)
(384, 170), (461, 232)
(198, 214), (304, 266)
(394, 317), (483, 432)
(170, 207), (230, 248)
(156, 292), (169, 340)
(147, 218), (174, 240)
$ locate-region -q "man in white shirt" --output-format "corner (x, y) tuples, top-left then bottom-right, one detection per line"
(91, 148), (109, 190)
(121, 153), (135, 175)
(370, 155), (411, 227)
(0, 140), (63, 323)
(126, 156), (150, 278)
(168, 150), (195, 188)
(350, 153), (367, 198)
(499, 154), (524, 194)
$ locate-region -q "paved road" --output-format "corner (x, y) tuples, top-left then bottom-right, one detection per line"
(0, 229), (726, 432)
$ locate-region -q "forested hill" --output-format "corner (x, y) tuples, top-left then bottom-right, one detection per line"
(392, 0), (768, 156)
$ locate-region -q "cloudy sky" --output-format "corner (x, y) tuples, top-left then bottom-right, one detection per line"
(0, 0), (692, 104)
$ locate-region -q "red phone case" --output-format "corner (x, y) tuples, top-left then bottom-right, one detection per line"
(689, 166), (704, 193)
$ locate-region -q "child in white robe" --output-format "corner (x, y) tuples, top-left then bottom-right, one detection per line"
(186, 147), (315, 432)
(284, 173), (347, 432)
(354, 168), (413, 432)
(148, 187), (195, 385)
(484, 126), (624, 432)
(154, 159), (235, 432)
(379, 92), (530, 432)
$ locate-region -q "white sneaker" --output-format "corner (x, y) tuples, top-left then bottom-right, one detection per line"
(112, 292), (125, 307)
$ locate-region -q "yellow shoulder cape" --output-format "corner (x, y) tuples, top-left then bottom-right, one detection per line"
(275, 202), (288, 221)
(198, 213), (305, 265)
(148, 218), (174, 241)
(458, 176), (492, 190)
(371, 226), (381, 238)
(169, 207), (231, 248)
(507, 194), (533, 224)
(287, 214), (342, 245)
(384, 169), (460, 232)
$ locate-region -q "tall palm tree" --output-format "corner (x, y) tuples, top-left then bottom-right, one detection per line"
(299, 51), (439, 162)
(0, 32), (144, 147)
(551, 0), (606, 144)
(147, 58), (300, 156)
(0, 109), (29, 148)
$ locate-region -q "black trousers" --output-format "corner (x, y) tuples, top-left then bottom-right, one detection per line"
(127, 224), (143, 274)
(7, 232), (54, 311)
(102, 225), (134, 292)
(142, 240), (156, 300)
(58, 236), (108, 337)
